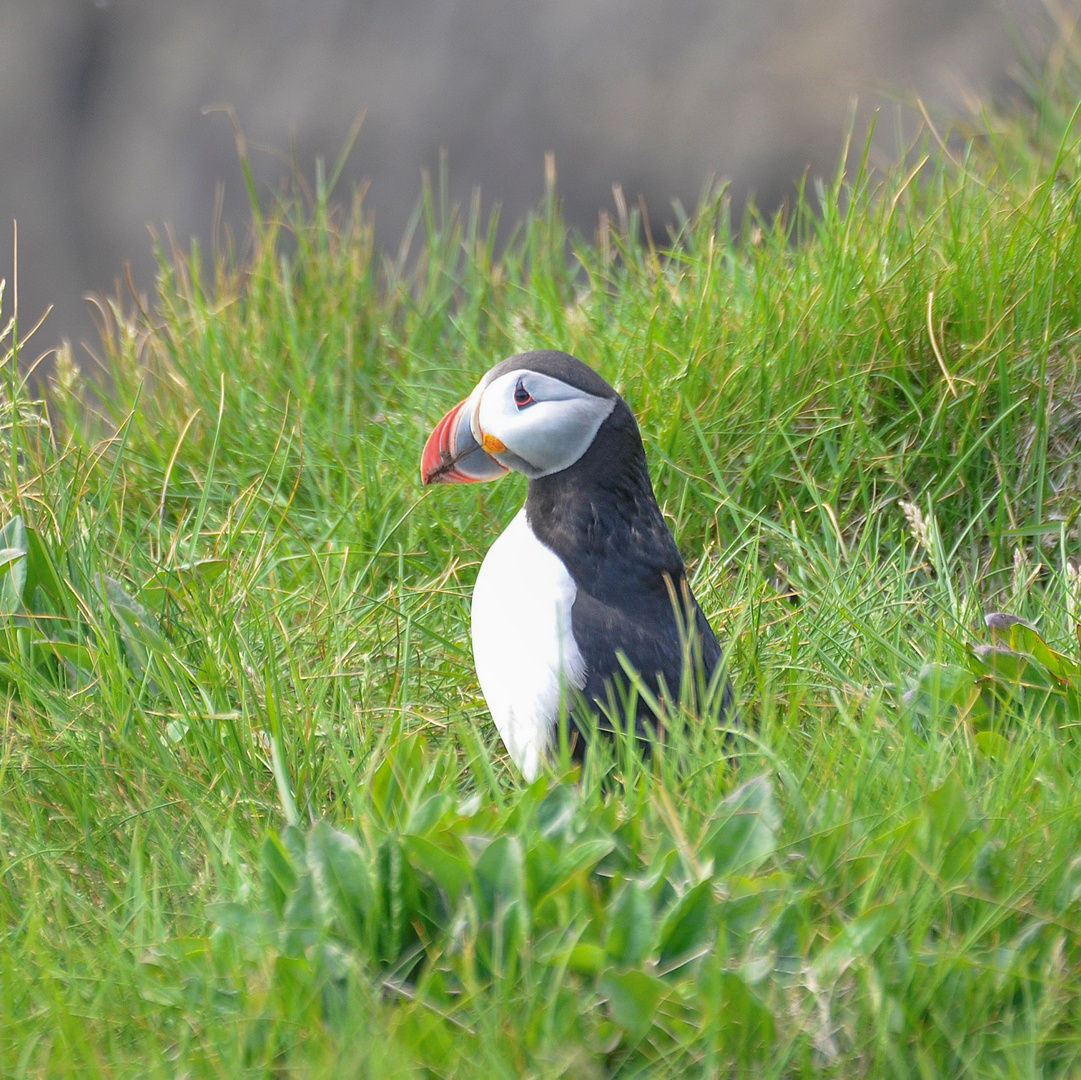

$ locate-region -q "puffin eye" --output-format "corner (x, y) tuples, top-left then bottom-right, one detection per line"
(513, 382), (534, 408)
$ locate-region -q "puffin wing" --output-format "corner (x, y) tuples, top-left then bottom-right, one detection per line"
(570, 576), (722, 739)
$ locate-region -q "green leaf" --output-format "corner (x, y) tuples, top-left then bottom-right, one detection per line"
(536, 783), (581, 842)
(308, 821), (373, 945)
(701, 774), (780, 878)
(101, 575), (171, 654)
(282, 872), (318, 944)
(1055, 855), (1081, 911)
(474, 835), (524, 918)
(974, 730), (1011, 760)
(165, 719), (189, 743)
(556, 835), (617, 878)
(280, 825), (308, 865)
(813, 906), (896, 982)
(262, 833), (299, 920)
(371, 734), (429, 830)
(903, 662), (984, 721)
(533, 836), (616, 903)
(600, 968), (667, 1043)
(701, 968), (777, 1049)
(566, 942), (606, 975)
(924, 773), (970, 840)
(34, 638), (96, 671)
(474, 834), (527, 970)
(24, 526), (68, 607)
(919, 773), (984, 884)
(136, 979), (185, 1008)
(0, 547), (27, 575)
(374, 836), (425, 965)
(141, 558), (229, 607)
(657, 879), (716, 965)
(35, 637), (96, 686)
(969, 645), (1058, 690)
(405, 791), (453, 836)
(95, 574), (171, 692)
(403, 833), (471, 906)
(1008, 622), (1077, 677)
(271, 952), (317, 1014)
(207, 901), (267, 942)
(0, 517), (28, 614)
(606, 880), (655, 966)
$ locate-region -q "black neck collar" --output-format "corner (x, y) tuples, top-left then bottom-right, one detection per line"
(525, 400), (685, 594)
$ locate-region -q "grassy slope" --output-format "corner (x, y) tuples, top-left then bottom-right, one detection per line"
(4, 66), (1081, 1078)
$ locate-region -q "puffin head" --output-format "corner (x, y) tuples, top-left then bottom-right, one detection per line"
(421, 351), (619, 485)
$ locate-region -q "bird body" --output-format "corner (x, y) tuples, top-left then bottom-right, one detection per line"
(422, 350), (727, 779)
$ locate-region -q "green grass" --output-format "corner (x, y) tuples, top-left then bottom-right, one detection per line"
(5, 55), (1081, 1076)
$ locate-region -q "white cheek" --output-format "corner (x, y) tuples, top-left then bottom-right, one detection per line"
(475, 371), (615, 477)
(506, 400), (611, 473)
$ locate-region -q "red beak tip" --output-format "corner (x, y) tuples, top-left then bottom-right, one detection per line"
(421, 400), (465, 484)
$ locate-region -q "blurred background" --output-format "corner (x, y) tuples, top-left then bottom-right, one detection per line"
(0, 0), (1070, 360)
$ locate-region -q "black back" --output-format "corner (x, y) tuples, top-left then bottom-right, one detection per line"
(520, 353), (728, 741)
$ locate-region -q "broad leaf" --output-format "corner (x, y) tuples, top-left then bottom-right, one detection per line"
(0, 517), (28, 614)
(600, 968), (667, 1043)
(142, 558), (229, 607)
(657, 879), (716, 965)
(404, 833), (472, 906)
(813, 906), (896, 982)
(701, 774), (780, 878)
(262, 833), (299, 920)
(606, 880), (655, 966)
(308, 821), (374, 946)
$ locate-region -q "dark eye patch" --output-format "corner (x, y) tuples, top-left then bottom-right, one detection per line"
(513, 381), (534, 408)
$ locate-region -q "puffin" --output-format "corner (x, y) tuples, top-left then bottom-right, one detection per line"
(421, 350), (729, 780)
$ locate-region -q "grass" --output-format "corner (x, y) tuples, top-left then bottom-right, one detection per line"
(4, 48), (1081, 1077)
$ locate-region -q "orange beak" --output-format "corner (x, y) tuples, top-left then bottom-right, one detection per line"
(421, 398), (510, 485)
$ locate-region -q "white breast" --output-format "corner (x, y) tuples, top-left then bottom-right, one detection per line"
(470, 507), (586, 781)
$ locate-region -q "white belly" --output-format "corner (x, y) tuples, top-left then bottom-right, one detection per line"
(470, 507), (586, 781)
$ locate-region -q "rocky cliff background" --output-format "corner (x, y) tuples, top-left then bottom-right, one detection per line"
(0, 0), (1066, 357)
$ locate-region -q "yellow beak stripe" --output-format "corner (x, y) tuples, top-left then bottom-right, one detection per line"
(482, 433), (506, 454)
